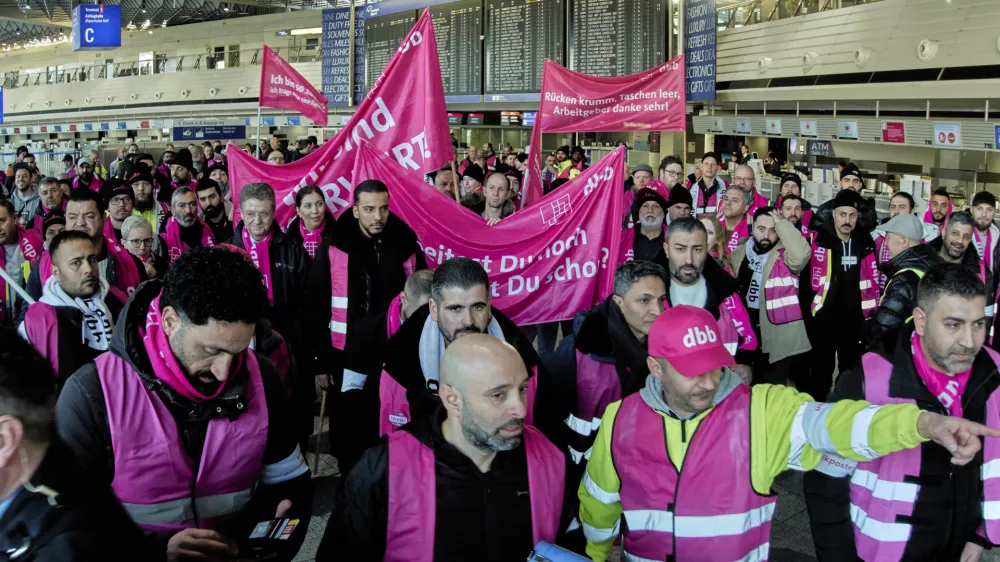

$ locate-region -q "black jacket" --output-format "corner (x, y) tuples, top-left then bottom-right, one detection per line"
(808, 225), (877, 324)
(299, 212), (425, 378)
(0, 439), (151, 561)
(809, 192), (879, 235)
(804, 323), (998, 561)
(55, 279), (312, 561)
(317, 408), (578, 562)
(929, 235), (995, 304)
(284, 214), (337, 256)
(864, 243), (943, 345)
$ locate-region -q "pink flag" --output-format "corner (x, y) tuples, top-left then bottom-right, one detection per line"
(230, 10), (450, 227)
(352, 142), (625, 325)
(259, 45), (329, 126)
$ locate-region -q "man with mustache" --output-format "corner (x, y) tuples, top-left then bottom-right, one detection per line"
(321, 334), (570, 560)
(54, 247), (312, 561)
(774, 173), (814, 237)
(100, 178), (135, 243)
(663, 217), (757, 380)
(923, 187), (953, 234)
(161, 149), (196, 205)
(581, 303), (1000, 562)
(31, 177), (65, 238)
(371, 258), (553, 445)
(929, 211), (995, 329)
(810, 162), (878, 235)
(807, 263), (1000, 562)
(161, 186), (215, 264)
(728, 207), (812, 385)
(128, 163), (168, 239)
(19, 230), (124, 383)
(618, 188), (668, 270)
(195, 178), (233, 242)
(72, 157), (103, 193)
(806, 189), (879, 402)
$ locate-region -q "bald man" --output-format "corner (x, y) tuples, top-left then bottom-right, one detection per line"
(319, 334), (573, 561)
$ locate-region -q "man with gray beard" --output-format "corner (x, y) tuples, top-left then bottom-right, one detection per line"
(319, 334), (573, 561)
(619, 188), (668, 270)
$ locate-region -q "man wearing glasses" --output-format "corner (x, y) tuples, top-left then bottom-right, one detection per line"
(721, 165), (769, 224)
(100, 179), (136, 243)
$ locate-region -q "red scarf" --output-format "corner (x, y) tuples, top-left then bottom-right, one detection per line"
(242, 227), (274, 305)
(299, 219), (324, 259)
(163, 217), (215, 264)
(0, 227), (42, 323)
(911, 331), (970, 417)
(140, 293), (244, 403)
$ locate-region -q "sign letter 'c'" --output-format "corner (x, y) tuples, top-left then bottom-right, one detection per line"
(85, 28), (94, 43)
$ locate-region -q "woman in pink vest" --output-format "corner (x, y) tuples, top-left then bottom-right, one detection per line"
(54, 247), (312, 560)
(805, 264), (1000, 562)
(318, 334), (569, 561)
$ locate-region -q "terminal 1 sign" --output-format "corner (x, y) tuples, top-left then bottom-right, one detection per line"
(72, 4), (122, 51)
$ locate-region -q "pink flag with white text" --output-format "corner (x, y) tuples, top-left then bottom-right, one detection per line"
(353, 142), (625, 325)
(259, 45), (329, 126)
(231, 9), (451, 227)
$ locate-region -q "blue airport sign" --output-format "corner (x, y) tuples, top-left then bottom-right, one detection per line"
(72, 4), (122, 51)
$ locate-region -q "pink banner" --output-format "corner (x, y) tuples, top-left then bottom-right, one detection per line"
(259, 45), (329, 126)
(353, 143), (626, 325)
(540, 56), (686, 132)
(231, 9), (450, 227)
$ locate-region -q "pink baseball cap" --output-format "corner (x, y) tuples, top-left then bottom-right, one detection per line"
(648, 305), (735, 377)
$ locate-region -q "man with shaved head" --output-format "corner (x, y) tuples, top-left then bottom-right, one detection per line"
(319, 334), (571, 560)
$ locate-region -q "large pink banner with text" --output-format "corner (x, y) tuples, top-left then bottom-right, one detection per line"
(353, 143), (626, 325)
(259, 45), (329, 126)
(230, 9), (450, 227)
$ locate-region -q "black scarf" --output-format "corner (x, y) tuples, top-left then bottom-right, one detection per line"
(603, 298), (652, 397)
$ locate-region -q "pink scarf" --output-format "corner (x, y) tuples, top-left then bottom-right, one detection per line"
(911, 331), (970, 417)
(0, 227), (42, 323)
(386, 293), (403, 338)
(976, 229), (992, 272)
(725, 216), (749, 254)
(242, 227), (274, 305)
(163, 217), (215, 264)
(299, 219), (324, 259)
(140, 293), (243, 403)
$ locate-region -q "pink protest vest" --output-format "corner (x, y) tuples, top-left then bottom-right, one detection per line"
(329, 247), (417, 351)
(810, 241), (880, 319)
(763, 249), (803, 325)
(611, 385), (775, 561)
(874, 233), (892, 292)
(378, 366), (539, 437)
(617, 225), (665, 264)
(725, 216), (749, 254)
(24, 303), (61, 376)
(73, 175), (104, 192)
(96, 351), (268, 532)
(691, 178), (725, 215)
(568, 351), (621, 464)
(384, 425), (564, 562)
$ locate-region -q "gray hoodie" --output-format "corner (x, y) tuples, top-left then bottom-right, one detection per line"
(11, 186), (40, 224)
(639, 368), (743, 420)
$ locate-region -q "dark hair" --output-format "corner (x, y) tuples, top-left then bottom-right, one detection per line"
(353, 179), (389, 204)
(932, 188), (951, 199)
(194, 179), (221, 198)
(297, 139), (310, 151)
(753, 206), (776, 222)
(917, 263), (987, 312)
(201, 141), (212, 148)
(0, 200), (14, 218)
(890, 192), (915, 211)
(295, 185), (324, 208)
(163, 150), (175, 158)
(0, 327), (57, 443)
(701, 151), (719, 163)
(58, 178), (72, 189)
(68, 187), (106, 214)
(49, 229), (94, 260)
(484, 143), (494, 152)
(945, 210), (975, 230)
(22, 153), (35, 160)
(659, 156), (682, 173)
(431, 257), (489, 303)
(780, 194), (803, 207)
(613, 260), (667, 297)
(666, 216), (708, 242)
(161, 247), (269, 326)
(308, 135), (318, 145)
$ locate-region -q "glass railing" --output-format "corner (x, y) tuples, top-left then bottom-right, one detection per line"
(716, 0), (884, 31)
(1, 45), (321, 90)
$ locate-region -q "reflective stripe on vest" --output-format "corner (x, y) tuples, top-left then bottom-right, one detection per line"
(328, 247), (349, 351)
(98, 350), (268, 533)
(810, 242), (880, 318)
(763, 249), (802, 325)
(610, 386), (775, 561)
(979, 347), (1000, 544)
(385, 425), (565, 561)
(879, 268), (926, 306)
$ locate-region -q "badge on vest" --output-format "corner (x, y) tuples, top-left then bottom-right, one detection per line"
(841, 255), (858, 267)
(389, 411), (409, 427)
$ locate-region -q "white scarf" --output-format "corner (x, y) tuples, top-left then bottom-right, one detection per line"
(418, 313), (506, 388)
(39, 275), (114, 351)
(744, 240), (770, 310)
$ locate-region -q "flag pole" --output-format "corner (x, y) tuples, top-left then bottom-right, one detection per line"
(255, 105), (262, 158)
(450, 160), (460, 203)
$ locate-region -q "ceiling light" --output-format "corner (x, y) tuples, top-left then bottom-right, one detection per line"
(290, 27), (322, 36)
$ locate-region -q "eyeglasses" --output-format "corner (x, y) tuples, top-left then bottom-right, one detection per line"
(243, 211), (274, 222)
(665, 170), (683, 177)
(734, 176), (755, 183)
(127, 238), (154, 248)
(109, 196), (132, 206)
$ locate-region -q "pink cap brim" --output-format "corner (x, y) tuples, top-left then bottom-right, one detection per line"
(671, 346), (736, 377)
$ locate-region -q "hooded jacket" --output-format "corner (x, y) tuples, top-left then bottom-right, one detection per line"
(25, 237), (147, 303)
(804, 323), (998, 561)
(0, 438), (151, 561)
(864, 243), (943, 345)
(810, 191), (879, 235)
(11, 186), (41, 223)
(809, 222), (877, 323)
(55, 279), (311, 558)
(299, 212), (425, 379)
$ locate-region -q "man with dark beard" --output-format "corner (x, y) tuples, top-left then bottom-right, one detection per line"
(923, 188), (952, 237)
(729, 207), (812, 385)
(100, 178), (134, 243)
(72, 157), (103, 192)
(30, 177), (65, 237)
(162, 148), (196, 204)
(929, 212), (994, 328)
(195, 178), (234, 242)
(160, 186), (215, 264)
(128, 163), (168, 237)
(320, 334), (571, 561)
(208, 165), (232, 203)
(54, 247), (312, 561)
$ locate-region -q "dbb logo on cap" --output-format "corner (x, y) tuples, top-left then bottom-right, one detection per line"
(683, 326), (717, 348)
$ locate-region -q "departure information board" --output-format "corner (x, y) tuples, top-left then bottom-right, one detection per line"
(432, 0), (483, 100)
(569, 0), (666, 76)
(364, 11), (418, 92)
(485, 0), (565, 98)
